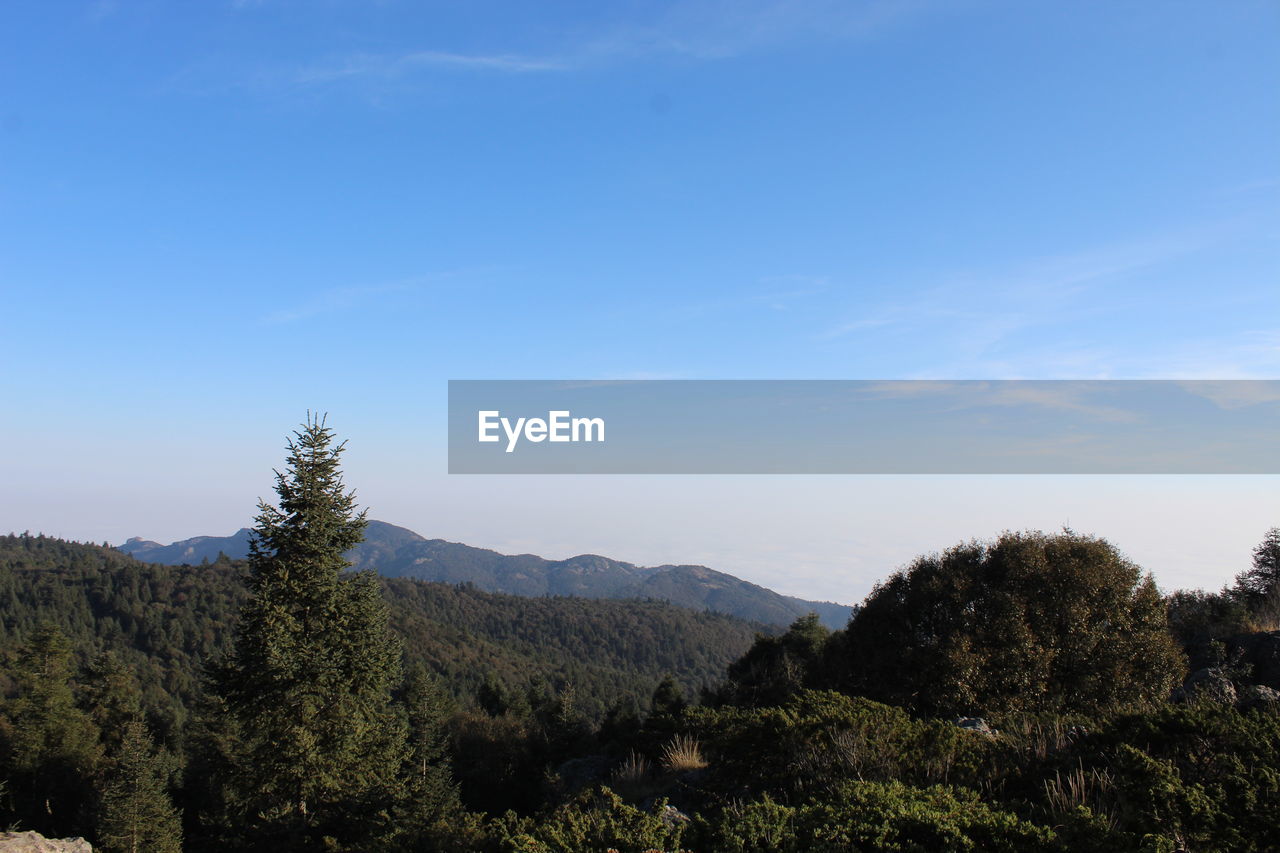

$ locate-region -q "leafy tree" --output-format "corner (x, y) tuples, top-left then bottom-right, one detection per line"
(97, 718), (182, 853)
(208, 415), (412, 850)
(829, 530), (1184, 716)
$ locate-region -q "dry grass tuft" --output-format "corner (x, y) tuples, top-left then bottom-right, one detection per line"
(661, 735), (708, 774)
(1043, 761), (1116, 830)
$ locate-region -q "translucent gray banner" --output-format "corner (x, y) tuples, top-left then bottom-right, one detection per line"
(447, 380), (1280, 474)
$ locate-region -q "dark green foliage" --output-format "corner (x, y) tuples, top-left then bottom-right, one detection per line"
(0, 623), (103, 838)
(830, 530), (1184, 716)
(394, 664), (463, 850)
(649, 675), (686, 719)
(82, 651), (145, 754)
(1072, 702), (1280, 851)
(1234, 526), (1280, 625)
(0, 533), (243, 740)
(681, 691), (995, 802)
(449, 679), (598, 815)
(692, 782), (1057, 852)
(384, 578), (768, 719)
(0, 534), (763, 730)
(716, 612), (831, 707)
(97, 718), (182, 853)
(208, 416), (410, 849)
(1166, 589), (1252, 649)
(492, 787), (687, 853)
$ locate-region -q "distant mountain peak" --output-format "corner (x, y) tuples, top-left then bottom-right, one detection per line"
(117, 520), (854, 629)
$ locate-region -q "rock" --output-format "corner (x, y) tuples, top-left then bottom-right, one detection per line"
(1176, 667), (1238, 704)
(1238, 684), (1280, 710)
(953, 716), (997, 736)
(659, 804), (691, 829)
(0, 832), (92, 853)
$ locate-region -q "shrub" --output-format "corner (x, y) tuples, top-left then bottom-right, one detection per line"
(830, 530), (1184, 717)
(681, 691), (995, 801)
(693, 781), (1057, 852)
(495, 787), (686, 853)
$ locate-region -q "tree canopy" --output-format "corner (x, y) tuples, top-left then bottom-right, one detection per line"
(829, 530), (1185, 716)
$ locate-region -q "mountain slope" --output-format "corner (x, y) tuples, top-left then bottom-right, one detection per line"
(2, 533), (767, 725)
(118, 521), (854, 628)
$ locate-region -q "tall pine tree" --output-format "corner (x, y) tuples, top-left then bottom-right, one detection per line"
(209, 415), (411, 850)
(96, 718), (182, 853)
(1, 623), (102, 838)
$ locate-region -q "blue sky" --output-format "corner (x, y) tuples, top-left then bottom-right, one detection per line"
(2, 1), (1277, 603)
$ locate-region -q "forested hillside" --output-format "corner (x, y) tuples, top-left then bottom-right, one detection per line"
(0, 534), (767, 732)
(119, 520), (853, 629)
(6, 414), (1280, 853)
(6, 522), (1280, 851)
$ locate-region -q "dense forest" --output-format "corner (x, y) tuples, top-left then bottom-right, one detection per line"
(1, 420), (1278, 851)
(0, 535), (766, 734)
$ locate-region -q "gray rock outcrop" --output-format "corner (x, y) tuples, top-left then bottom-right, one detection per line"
(0, 832), (92, 853)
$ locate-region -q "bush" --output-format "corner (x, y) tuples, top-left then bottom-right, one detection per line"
(829, 530), (1184, 716)
(493, 787), (686, 853)
(693, 781), (1057, 852)
(681, 691), (995, 801)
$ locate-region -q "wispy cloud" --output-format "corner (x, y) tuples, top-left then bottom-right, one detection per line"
(262, 280), (416, 325)
(823, 232), (1207, 345)
(573, 0), (941, 63)
(816, 223), (1245, 382)
(202, 0), (948, 92)
(293, 50), (567, 85)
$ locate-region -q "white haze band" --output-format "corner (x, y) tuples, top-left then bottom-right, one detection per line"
(478, 410), (606, 453)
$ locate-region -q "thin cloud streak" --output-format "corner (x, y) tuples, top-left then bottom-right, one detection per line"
(238, 0), (949, 91)
(822, 231), (1210, 344)
(293, 50), (568, 85)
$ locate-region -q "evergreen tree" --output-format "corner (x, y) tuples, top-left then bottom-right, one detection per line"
(97, 718), (182, 853)
(209, 415), (411, 850)
(718, 613), (831, 707)
(0, 622), (102, 837)
(1234, 526), (1280, 619)
(82, 650), (144, 755)
(649, 675), (686, 719)
(397, 663), (461, 845)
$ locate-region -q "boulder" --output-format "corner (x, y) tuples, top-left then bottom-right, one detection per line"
(953, 716), (997, 736)
(659, 804), (691, 830)
(1175, 667), (1237, 704)
(0, 832), (92, 853)
(1238, 684), (1280, 710)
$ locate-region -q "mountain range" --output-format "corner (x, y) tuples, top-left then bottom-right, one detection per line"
(118, 520), (853, 629)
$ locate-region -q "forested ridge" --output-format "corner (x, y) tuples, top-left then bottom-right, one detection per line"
(1, 420), (1278, 851)
(0, 534), (765, 732)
